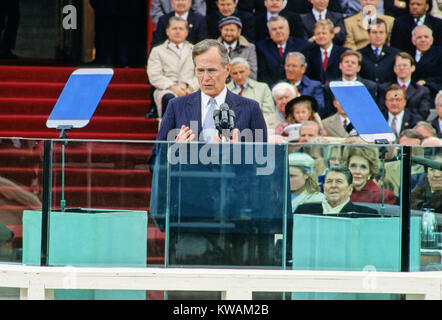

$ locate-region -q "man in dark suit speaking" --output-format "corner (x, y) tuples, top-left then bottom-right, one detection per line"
(295, 166), (379, 216)
(156, 39), (268, 143)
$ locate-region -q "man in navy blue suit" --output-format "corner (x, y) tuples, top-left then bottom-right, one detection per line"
(156, 39), (268, 142)
(382, 83), (423, 140)
(358, 18), (399, 84)
(410, 25), (442, 97)
(283, 51), (326, 116)
(302, 0), (347, 46)
(254, 0), (306, 42)
(150, 0), (208, 47)
(306, 19), (348, 84)
(256, 15), (311, 88)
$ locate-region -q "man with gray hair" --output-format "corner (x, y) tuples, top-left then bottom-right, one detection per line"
(227, 57), (276, 117)
(410, 25), (442, 98)
(155, 39), (267, 142)
(216, 16), (257, 79)
(284, 51), (325, 115)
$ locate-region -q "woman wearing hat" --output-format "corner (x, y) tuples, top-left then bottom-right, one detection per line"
(289, 152), (325, 212)
(275, 95), (327, 138)
(342, 145), (397, 204)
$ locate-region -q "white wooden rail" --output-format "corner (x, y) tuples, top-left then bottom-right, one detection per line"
(0, 264), (441, 300)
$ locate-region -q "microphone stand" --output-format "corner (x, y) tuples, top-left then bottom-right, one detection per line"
(375, 139), (389, 218)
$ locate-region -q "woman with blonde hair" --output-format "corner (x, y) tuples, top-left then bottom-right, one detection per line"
(342, 145), (397, 204)
(289, 152), (325, 212)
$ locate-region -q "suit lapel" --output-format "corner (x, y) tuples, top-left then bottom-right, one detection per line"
(225, 90), (242, 125)
(186, 91), (203, 135)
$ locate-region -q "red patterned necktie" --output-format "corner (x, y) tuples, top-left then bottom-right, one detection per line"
(278, 45), (284, 57)
(228, 46), (232, 57)
(402, 84), (407, 91)
(323, 50), (329, 71)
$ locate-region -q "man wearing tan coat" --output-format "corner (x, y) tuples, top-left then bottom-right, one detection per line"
(344, 0), (394, 50)
(147, 17), (199, 117)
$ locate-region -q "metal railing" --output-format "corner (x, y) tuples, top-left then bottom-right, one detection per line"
(0, 264), (441, 300)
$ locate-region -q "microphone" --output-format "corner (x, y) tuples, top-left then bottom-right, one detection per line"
(228, 109), (235, 131)
(213, 103), (235, 141)
(219, 103), (230, 130)
(412, 156), (442, 171)
(213, 109), (220, 131)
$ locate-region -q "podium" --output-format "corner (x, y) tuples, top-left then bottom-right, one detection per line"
(23, 208), (148, 300)
(291, 214), (421, 300)
(149, 142), (291, 268)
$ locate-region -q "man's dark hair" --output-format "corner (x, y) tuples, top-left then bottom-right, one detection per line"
(368, 18), (387, 33)
(324, 165), (353, 185)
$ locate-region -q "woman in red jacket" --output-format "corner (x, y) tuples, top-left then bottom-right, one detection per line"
(342, 145), (397, 204)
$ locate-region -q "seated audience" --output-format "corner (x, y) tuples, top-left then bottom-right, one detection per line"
(217, 16), (258, 79)
(390, 0), (442, 53)
(226, 57), (275, 117)
(431, 90), (442, 137)
(302, 0), (347, 46)
(206, 0), (256, 43)
(289, 152), (326, 212)
(382, 84), (423, 140)
(378, 52), (432, 119)
(410, 25), (442, 97)
(275, 96), (323, 137)
(411, 151), (442, 213)
(265, 82), (299, 135)
(342, 144), (397, 204)
(295, 165), (379, 216)
(255, 0), (306, 42)
(150, 0), (208, 47)
(284, 52), (326, 115)
(343, 0), (395, 50)
(147, 17), (199, 117)
(358, 18), (399, 84)
(256, 16), (311, 88)
(150, 0), (206, 26)
(306, 19), (349, 85)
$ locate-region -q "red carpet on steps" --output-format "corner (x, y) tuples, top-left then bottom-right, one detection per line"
(0, 65), (165, 268)
(0, 65), (158, 140)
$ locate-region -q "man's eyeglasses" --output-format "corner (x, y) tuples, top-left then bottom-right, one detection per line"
(195, 68), (220, 76)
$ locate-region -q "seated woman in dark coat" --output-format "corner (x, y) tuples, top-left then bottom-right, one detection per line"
(295, 166), (379, 217)
(342, 145), (397, 205)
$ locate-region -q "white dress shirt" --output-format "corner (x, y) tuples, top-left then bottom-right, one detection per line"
(388, 110), (404, 137)
(201, 87), (227, 141)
